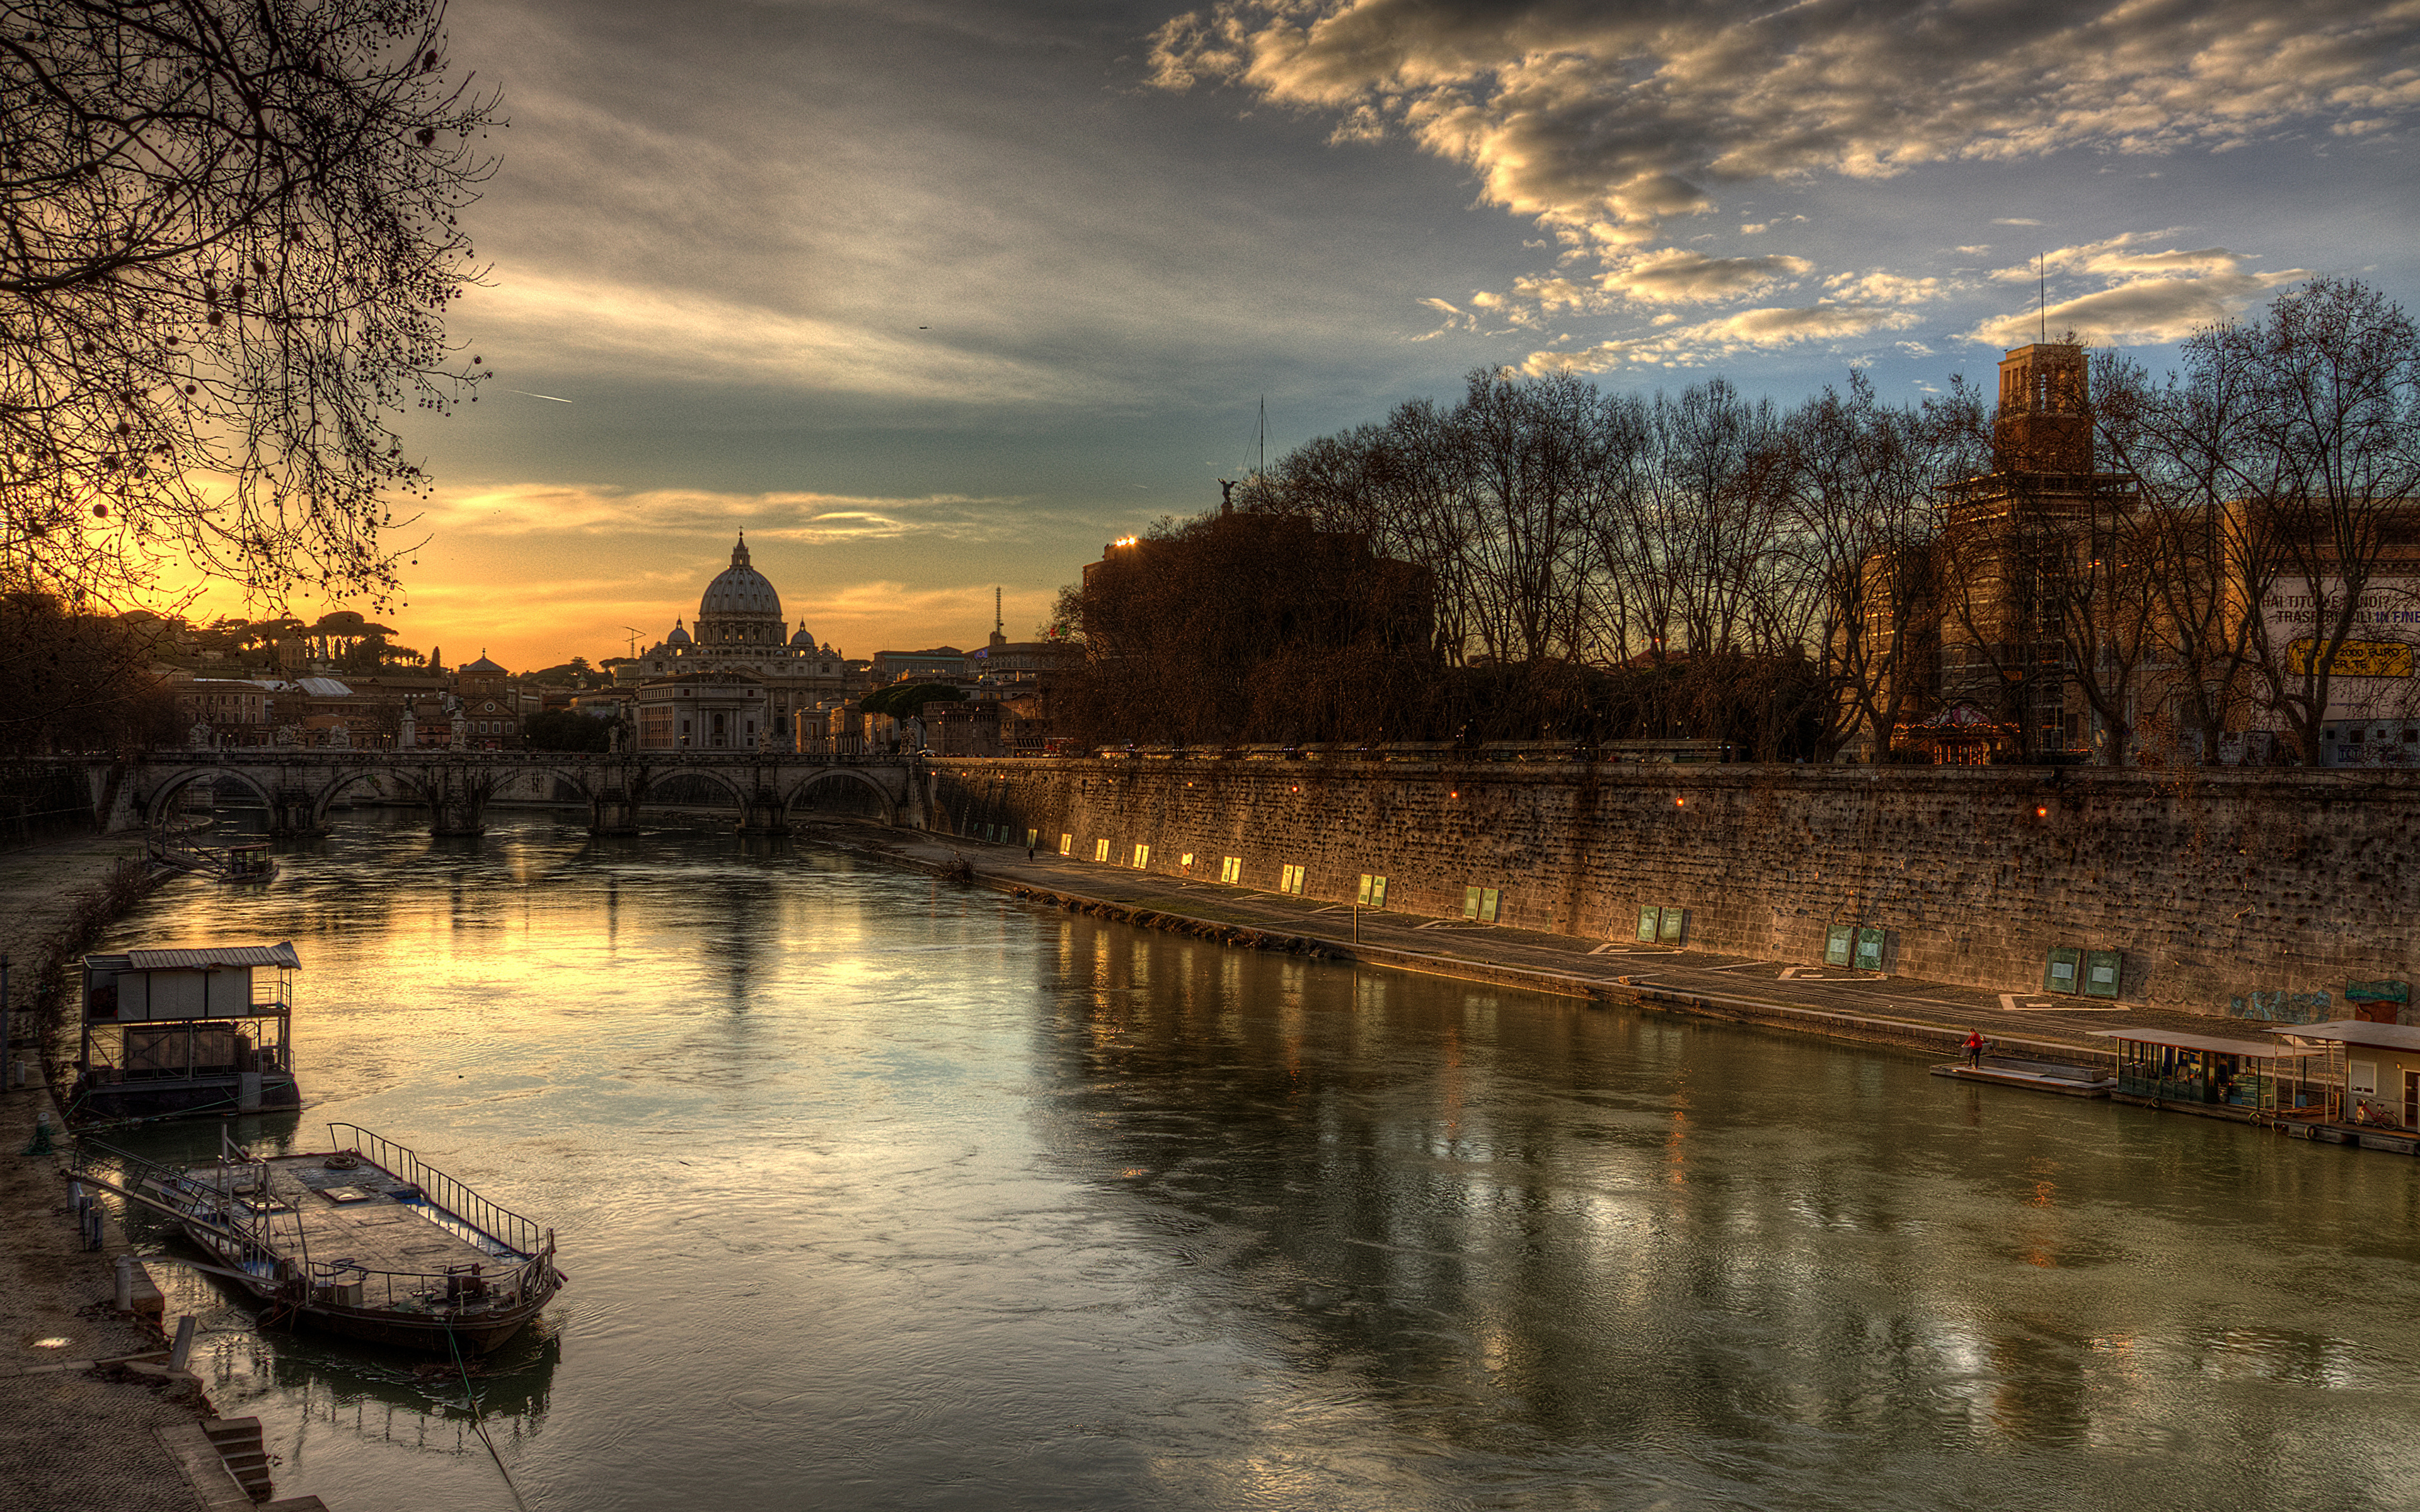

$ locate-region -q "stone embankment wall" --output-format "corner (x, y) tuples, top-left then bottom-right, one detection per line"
(925, 756), (2418, 1021)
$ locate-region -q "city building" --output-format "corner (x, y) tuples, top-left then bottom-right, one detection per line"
(612, 535), (851, 743)
(968, 629), (1080, 686)
(1847, 341), (2420, 767)
(452, 653), (524, 750)
(173, 676), (278, 747)
(870, 647), (968, 684)
(635, 673), (769, 751)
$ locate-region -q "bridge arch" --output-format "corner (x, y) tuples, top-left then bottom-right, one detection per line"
(309, 767), (428, 829)
(643, 763), (756, 812)
(785, 767), (899, 827)
(534, 766), (597, 803)
(142, 764), (276, 827)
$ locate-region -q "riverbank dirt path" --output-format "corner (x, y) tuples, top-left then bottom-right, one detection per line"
(0, 830), (249, 1512)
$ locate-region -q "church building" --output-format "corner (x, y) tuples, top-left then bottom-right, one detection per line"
(614, 534), (854, 748)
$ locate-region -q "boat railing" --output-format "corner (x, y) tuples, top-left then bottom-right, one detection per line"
(67, 1138), (287, 1271)
(305, 1240), (556, 1315)
(325, 1123), (544, 1257)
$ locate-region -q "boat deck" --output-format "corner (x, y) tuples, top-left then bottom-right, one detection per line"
(246, 1154), (518, 1280)
(1931, 1055), (2116, 1097)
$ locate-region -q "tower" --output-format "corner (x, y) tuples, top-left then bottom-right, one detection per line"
(1993, 343), (2090, 476)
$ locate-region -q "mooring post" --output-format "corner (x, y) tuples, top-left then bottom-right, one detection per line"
(168, 1315), (196, 1372)
(116, 1254), (135, 1312)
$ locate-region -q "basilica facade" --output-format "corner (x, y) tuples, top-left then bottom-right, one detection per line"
(614, 534), (855, 749)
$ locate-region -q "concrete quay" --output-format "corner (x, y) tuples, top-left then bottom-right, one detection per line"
(855, 825), (2298, 1075)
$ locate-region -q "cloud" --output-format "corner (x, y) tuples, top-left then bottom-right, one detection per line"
(1413, 295), (1478, 339)
(1599, 249), (1816, 304)
(461, 276), (1112, 408)
(419, 482), (1037, 546)
(1963, 234), (2307, 343)
(1148, 1), (2420, 248)
(1823, 270), (1947, 305)
(1964, 271), (2305, 346)
(1521, 300), (1922, 374)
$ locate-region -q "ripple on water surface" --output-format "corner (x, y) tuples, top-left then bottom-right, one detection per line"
(96, 810), (2420, 1512)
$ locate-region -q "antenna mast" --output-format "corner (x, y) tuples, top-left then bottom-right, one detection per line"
(2038, 253), (2046, 344)
(994, 587), (1003, 636)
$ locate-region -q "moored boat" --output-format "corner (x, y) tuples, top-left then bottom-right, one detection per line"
(69, 941), (302, 1123)
(71, 1123), (563, 1354)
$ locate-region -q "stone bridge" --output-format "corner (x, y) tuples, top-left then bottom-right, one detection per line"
(79, 750), (931, 837)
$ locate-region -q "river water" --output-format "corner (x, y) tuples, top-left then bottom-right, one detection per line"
(93, 808), (2420, 1512)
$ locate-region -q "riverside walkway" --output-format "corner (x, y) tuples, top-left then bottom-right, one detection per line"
(0, 831), (283, 1512)
(860, 826), (2273, 1069)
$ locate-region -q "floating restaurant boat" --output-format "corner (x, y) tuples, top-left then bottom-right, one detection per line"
(69, 942), (302, 1123)
(71, 1123), (563, 1354)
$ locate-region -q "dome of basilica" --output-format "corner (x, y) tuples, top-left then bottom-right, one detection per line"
(699, 534), (782, 620)
(790, 624), (817, 648)
(666, 619), (691, 646)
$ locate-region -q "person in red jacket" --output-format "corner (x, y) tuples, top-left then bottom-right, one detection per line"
(1964, 1029), (1986, 1068)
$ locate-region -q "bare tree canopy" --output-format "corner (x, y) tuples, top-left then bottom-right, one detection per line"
(1, 0), (498, 609)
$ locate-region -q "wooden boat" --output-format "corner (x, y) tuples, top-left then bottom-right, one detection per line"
(147, 830), (277, 883)
(72, 1123), (562, 1354)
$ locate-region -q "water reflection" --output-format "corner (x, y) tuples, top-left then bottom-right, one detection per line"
(202, 1323), (561, 1443)
(1030, 915), (2420, 1508)
(88, 808), (2420, 1512)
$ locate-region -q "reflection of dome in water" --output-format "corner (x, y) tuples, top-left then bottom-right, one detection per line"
(698, 535), (781, 621)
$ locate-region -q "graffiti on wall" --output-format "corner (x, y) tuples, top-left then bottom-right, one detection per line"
(2227, 989), (2334, 1024)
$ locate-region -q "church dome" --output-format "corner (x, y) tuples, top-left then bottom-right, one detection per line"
(666, 619), (691, 646)
(790, 623), (816, 647)
(699, 534), (782, 621)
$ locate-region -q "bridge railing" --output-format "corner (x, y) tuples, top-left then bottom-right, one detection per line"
(132, 747), (909, 765)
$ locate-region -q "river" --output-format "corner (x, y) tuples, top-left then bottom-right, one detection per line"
(95, 808), (2420, 1511)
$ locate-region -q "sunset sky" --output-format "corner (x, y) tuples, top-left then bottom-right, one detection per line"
(306, 0), (2419, 672)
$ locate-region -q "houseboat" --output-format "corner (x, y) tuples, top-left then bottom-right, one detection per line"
(69, 942), (301, 1124)
(71, 1123), (563, 1354)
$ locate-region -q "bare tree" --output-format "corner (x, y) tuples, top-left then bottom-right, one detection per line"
(2, 0), (499, 609)
(2223, 278), (2420, 762)
(2093, 348), (2271, 762)
(1775, 370), (1961, 760)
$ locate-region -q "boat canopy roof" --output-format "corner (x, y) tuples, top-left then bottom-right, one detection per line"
(2271, 1019), (2420, 1052)
(2090, 1026), (2325, 1058)
(86, 942), (301, 972)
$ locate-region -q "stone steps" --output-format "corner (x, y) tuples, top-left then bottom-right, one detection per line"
(201, 1416), (274, 1501)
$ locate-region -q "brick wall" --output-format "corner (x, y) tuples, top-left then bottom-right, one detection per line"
(925, 756), (2420, 1021)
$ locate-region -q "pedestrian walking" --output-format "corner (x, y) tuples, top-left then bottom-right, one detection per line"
(1963, 1028), (1986, 1069)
